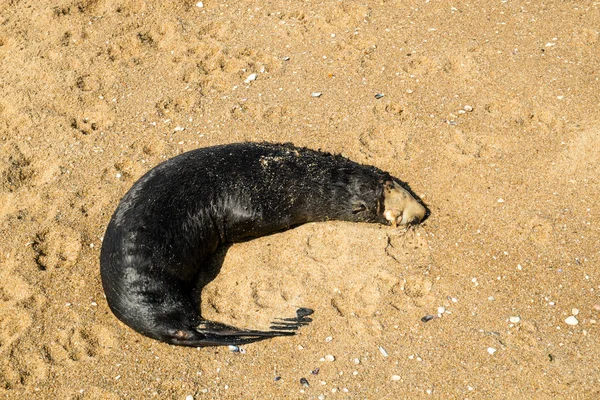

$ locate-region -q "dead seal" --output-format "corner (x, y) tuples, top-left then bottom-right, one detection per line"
(100, 142), (427, 347)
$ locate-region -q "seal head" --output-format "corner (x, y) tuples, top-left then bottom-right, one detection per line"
(383, 181), (426, 227)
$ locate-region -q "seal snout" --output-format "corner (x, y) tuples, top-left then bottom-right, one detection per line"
(400, 200), (426, 226)
(383, 181), (426, 228)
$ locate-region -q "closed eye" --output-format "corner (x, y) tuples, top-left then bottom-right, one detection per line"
(351, 202), (367, 214)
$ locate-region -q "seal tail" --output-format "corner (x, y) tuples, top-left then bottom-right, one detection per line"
(171, 308), (314, 347)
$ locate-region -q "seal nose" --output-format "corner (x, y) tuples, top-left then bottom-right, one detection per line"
(383, 180), (427, 227)
(401, 201), (426, 225)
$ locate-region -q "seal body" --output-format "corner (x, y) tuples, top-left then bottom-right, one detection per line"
(100, 142), (426, 347)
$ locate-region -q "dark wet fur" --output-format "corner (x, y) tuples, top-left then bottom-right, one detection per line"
(100, 142), (398, 347)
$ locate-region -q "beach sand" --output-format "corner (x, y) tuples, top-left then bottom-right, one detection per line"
(1, 1), (599, 398)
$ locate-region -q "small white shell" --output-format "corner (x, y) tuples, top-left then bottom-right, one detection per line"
(244, 73), (258, 83)
(378, 346), (388, 357)
(565, 316), (579, 326)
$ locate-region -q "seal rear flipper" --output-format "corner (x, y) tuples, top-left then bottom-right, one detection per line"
(168, 308), (314, 347)
(269, 318), (313, 331)
(168, 321), (296, 347)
